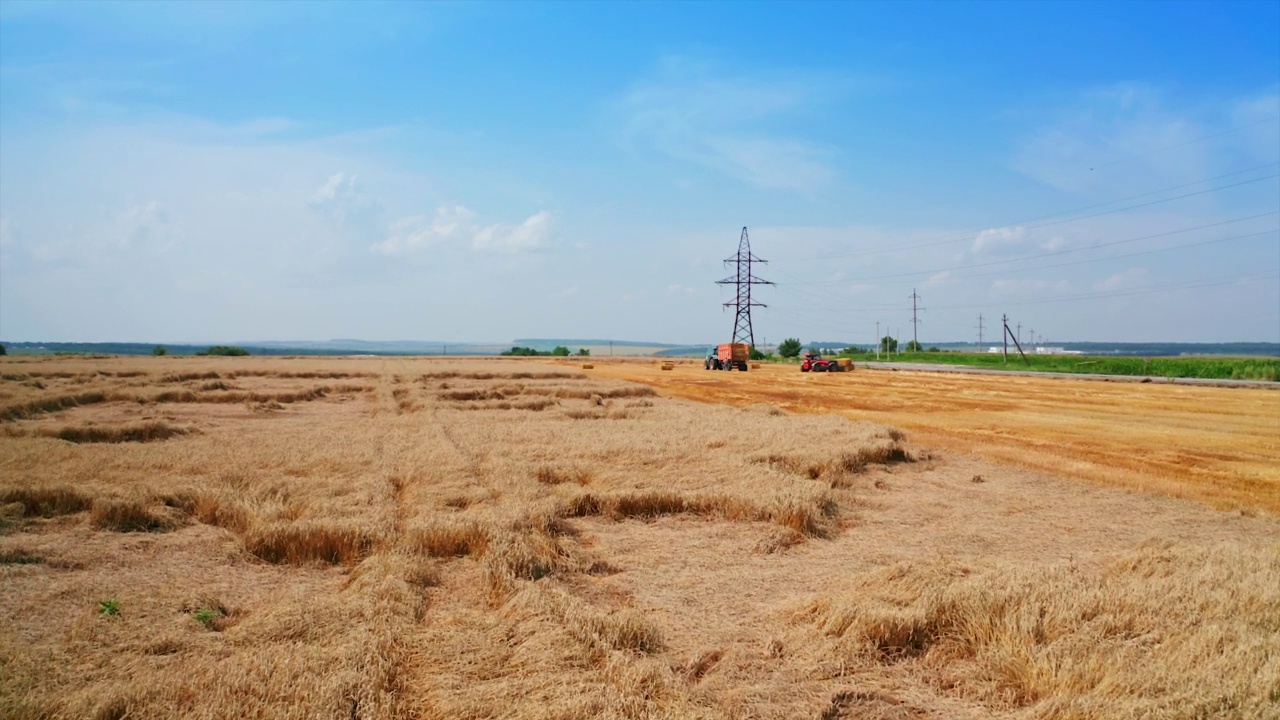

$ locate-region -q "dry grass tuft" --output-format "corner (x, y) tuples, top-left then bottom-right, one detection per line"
(90, 497), (184, 533)
(756, 527), (808, 555)
(1, 391), (108, 422)
(0, 547), (44, 564)
(0, 485), (94, 517)
(558, 489), (837, 537)
(534, 465), (593, 486)
(755, 439), (916, 488)
(408, 519), (491, 557)
(243, 521), (376, 565)
(554, 386), (657, 400)
(421, 370), (587, 381)
(512, 585), (665, 654)
(41, 421), (189, 444)
(160, 371), (221, 383)
(798, 542), (1280, 714)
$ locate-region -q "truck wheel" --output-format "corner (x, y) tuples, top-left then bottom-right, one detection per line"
(739, 362), (748, 372)
(801, 366), (810, 372)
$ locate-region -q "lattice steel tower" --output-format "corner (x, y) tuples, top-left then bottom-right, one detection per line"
(716, 226), (773, 348)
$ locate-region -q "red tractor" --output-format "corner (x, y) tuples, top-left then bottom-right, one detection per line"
(800, 352), (845, 372)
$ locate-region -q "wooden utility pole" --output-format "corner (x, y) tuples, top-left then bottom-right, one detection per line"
(1002, 315), (1031, 365)
(1002, 315), (1008, 363)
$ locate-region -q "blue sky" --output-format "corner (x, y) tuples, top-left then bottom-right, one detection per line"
(1, 1), (1277, 346)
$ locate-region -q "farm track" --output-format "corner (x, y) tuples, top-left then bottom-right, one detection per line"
(586, 359), (1280, 514)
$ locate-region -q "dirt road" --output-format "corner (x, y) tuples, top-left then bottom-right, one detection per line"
(585, 359), (1280, 514)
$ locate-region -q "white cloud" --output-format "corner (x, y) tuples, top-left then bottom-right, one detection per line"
(972, 226), (1026, 253)
(117, 200), (175, 247)
(372, 205), (552, 256)
(921, 271), (951, 289)
(1093, 267), (1148, 292)
(666, 283), (698, 296)
(308, 172), (377, 228)
(472, 210), (553, 253)
(990, 278), (1073, 297)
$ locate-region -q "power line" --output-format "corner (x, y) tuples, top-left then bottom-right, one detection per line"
(940, 228), (1278, 283)
(814, 164), (1279, 261)
(792, 211), (1279, 286)
(928, 273), (1279, 312)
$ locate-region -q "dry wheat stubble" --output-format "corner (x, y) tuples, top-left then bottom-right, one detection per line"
(0, 355), (1277, 720)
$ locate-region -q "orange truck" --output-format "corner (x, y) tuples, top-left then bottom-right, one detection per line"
(704, 343), (750, 371)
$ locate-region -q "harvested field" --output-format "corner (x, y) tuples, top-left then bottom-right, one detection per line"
(1, 355), (1277, 719)
(588, 358), (1280, 514)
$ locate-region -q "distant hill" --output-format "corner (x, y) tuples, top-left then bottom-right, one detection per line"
(513, 338), (681, 349)
(0, 340), (507, 357)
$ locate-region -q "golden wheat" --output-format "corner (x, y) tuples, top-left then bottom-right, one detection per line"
(0, 355), (1275, 719)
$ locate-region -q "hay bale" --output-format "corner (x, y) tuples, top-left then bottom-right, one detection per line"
(660, 362), (675, 371)
(751, 363), (761, 369)
(581, 364), (594, 369)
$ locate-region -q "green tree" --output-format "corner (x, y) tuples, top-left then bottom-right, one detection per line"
(777, 338), (803, 358)
(152, 345), (167, 356)
(905, 340), (923, 352)
(0, 343), (6, 356)
(880, 336), (898, 353)
(749, 346), (766, 361)
(202, 346), (249, 356)
(551, 346), (570, 357)
(576, 348), (590, 356)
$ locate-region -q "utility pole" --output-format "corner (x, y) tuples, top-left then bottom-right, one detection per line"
(1015, 322), (1022, 346)
(976, 314), (985, 350)
(875, 321), (880, 359)
(609, 341), (613, 357)
(1002, 315), (1008, 363)
(1002, 315), (1030, 365)
(910, 289), (922, 349)
(1028, 328), (1035, 348)
(716, 227), (773, 348)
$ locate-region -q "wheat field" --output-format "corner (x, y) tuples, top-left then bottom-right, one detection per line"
(1, 355), (1277, 719)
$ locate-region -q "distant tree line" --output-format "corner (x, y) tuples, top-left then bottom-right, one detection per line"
(768, 336), (942, 358)
(198, 346), (250, 356)
(501, 346), (590, 357)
